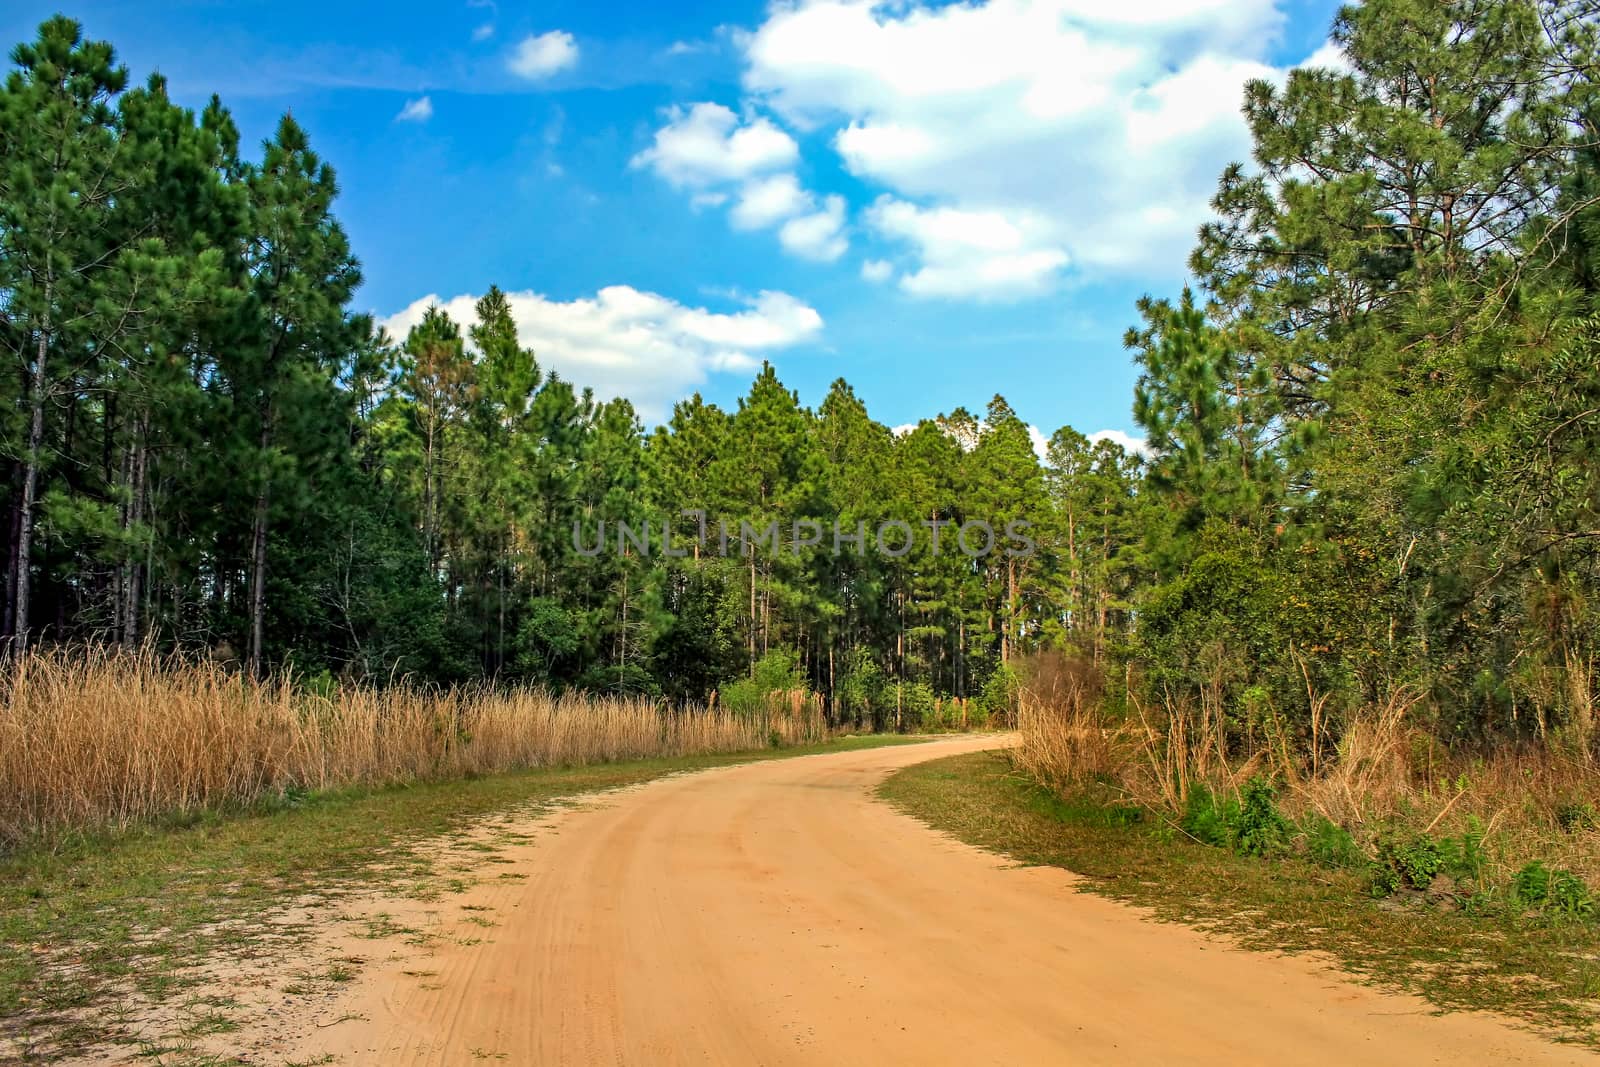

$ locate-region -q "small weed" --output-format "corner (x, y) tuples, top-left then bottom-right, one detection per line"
(1556, 802), (1597, 834)
(1513, 860), (1596, 922)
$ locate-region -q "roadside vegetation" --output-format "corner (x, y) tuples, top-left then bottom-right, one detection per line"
(884, 740), (1600, 1046)
(0, 647), (830, 847)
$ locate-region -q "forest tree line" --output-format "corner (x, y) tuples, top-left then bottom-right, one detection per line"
(0, 16), (1143, 725)
(8, 0), (1600, 747)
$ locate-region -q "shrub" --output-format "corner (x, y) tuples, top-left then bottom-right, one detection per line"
(1438, 816), (1488, 883)
(977, 663), (1022, 724)
(721, 649), (806, 717)
(835, 648), (886, 729)
(900, 681), (937, 731)
(1234, 776), (1292, 857)
(1372, 832), (1443, 893)
(1513, 860), (1596, 922)
(1301, 814), (1364, 869)
(1513, 859), (1553, 908)
(1180, 783), (1238, 848)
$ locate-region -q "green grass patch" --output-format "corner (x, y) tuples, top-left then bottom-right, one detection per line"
(880, 750), (1600, 1046)
(0, 733), (921, 1062)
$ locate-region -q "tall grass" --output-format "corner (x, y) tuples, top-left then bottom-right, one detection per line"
(0, 648), (828, 846)
(1015, 653), (1600, 887)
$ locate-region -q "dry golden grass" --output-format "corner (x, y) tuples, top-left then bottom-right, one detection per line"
(0, 648), (827, 845)
(1015, 653), (1600, 887)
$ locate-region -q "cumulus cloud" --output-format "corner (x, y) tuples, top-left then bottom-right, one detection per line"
(865, 196), (1067, 299)
(730, 173), (810, 229)
(738, 0), (1294, 294)
(779, 194), (847, 261)
(378, 286), (823, 423)
(395, 96), (433, 123)
(508, 30), (578, 80)
(635, 103), (847, 260)
(472, 23), (495, 42)
(631, 102), (797, 188)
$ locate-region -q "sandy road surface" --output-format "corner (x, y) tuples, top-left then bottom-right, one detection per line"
(276, 735), (1594, 1066)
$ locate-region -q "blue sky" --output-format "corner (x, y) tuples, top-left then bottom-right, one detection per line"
(3, 0), (1345, 445)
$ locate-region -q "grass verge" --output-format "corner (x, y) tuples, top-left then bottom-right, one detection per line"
(880, 749), (1600, 1047)
(1, 733), (921, 1061)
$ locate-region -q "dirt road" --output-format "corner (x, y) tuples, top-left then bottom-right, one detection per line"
(275, 735), (1593, 1065)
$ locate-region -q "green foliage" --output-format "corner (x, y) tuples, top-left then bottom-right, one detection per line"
(976, 664), (1022, 724)
(1300, 814), (1363, 870)
(1439, 816), (1489, 884)
(1233, 776), (1291, 858)
(899, 681), (937, 731)
(516, 598), (581, 683)
(721, 649), (807, 718)
(834, 647), (886, 728)
(1512, 861), (1596, 922)
(1180, 783), (1238, 849)
(1373, 834), (1443, 893)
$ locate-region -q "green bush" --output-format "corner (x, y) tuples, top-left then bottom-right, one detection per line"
(721, 649), (807, 717)
(835, 648), (886, 728)
(1513, 860), (1596, 922)
(1234, 776), (1291, 857)
(1372, 833), (1443, 894)
(900, 681), (937, 731)
(1301, 814), (1364, 869)
(1369, 863), (1403, 898)
(976, 663), (1022, 723)
(1438, 816), (1487, 882)
(1180, 783), (1238, 848)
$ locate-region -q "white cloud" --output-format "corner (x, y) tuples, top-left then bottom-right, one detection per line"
(865, 197), (1067, 299)
(1089, 429), (1150, 456)
(860, 258), (893, 283)
(395, 96), (433, 123)
(738, 0), (1291, 294)
(631, 102), (797, 188)
(472, 23), (495, 43)
(378, 286), (823, 422)
(779, 194), (847, 261)
(730, 173), (810, 229)
(508, 30), (578, 80)
(635, 103), (847, 260)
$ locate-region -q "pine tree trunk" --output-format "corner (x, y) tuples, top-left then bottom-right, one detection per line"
(498, 527), (507, 675)
(12, 309), (50, 656)
(121, 424), (149, 649)
(247, 417), (272, 678)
